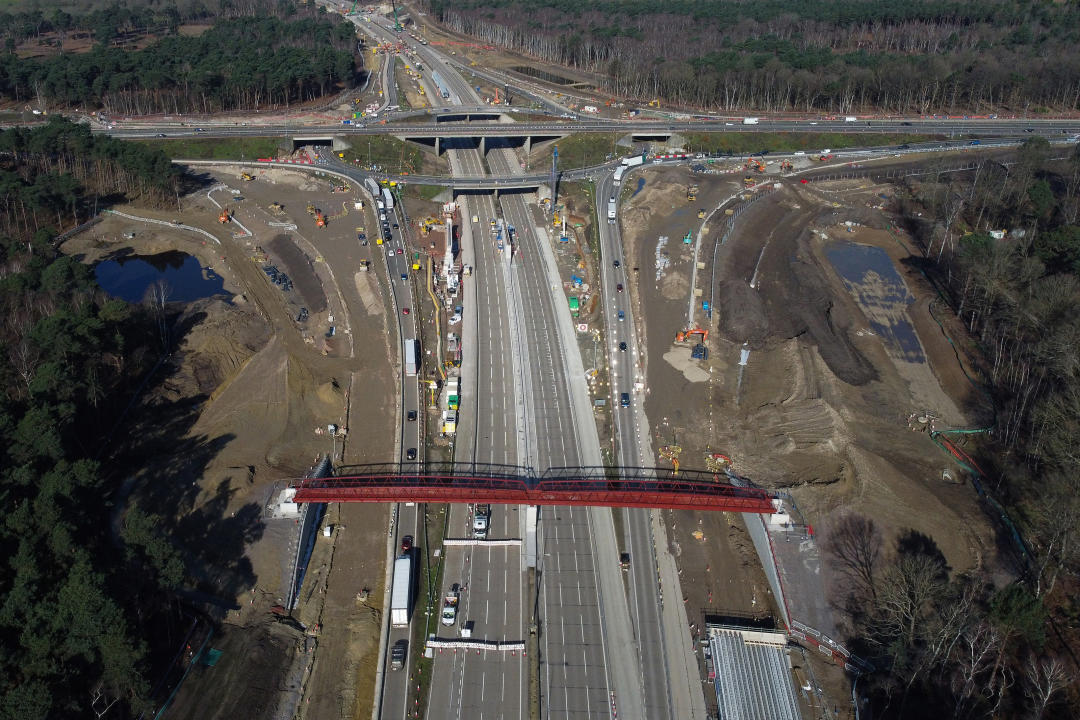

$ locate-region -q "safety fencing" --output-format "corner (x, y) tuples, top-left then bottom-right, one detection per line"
(103, 209), (221, 245)
(706, 184), (779, 319)
(285, 455), (332, 609)
(442, 538), (522, 546)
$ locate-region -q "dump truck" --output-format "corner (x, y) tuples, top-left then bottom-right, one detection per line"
(441, 587), (459, 626)
(390, 555), (412, 627)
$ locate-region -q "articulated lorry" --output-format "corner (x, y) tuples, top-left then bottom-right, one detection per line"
(607, 198), (617, 223)
(621, 155), (644, 167)
(405, 339), (419, 377)
(390, 555), (412, 627)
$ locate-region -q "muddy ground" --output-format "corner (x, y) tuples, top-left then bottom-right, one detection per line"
(63, 165), (398, 720)
(618, 164), (1002, 715)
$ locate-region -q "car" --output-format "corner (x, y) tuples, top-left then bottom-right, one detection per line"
(616, 283), (623, 292)
(397, 248), (404, 255)
(388, 249), (395, 258)
(620, 392), (630, 407)
(800, 178), (809, 184)
(401, 273), (408, 281)
(619, 341), (627, 352)
(1026, 128), (1035, 133)
(613, 260), (621, 268)
(402, 307), (410, 315)
(449, 313), (462, 324)
(809, 121), (818, 125)
(406, 447), (417, 460)
(390, 640), (407, 670)
(407, 410), (417, 421)
(195, 128), (204, 132)
(156, 133), (166, 138)
(393, 223), (399, 229)
(969, 140), (981, 145)
(618, 310), (625, 321)
(620, 552), (631, 569)
(901, 121), (913, 126)
(900, 144), (911, 149)
(401, 535), (413, 552)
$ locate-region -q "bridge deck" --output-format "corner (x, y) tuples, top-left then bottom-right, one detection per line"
(288, 465), (778, 513)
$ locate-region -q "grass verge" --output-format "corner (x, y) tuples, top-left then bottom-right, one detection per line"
(136, 136), (282, 160)
(679, 131), (943, 155)
(339, 136), (447, 175)
(532, 133), (621, 171)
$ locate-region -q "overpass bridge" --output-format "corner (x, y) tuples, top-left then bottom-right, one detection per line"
(288, 463), (779, 513)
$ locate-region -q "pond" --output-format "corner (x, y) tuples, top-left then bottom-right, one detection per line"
(825, 242), (925, 363)
(95, 251), (228, 303)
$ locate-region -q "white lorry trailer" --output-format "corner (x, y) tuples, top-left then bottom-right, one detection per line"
(390, 555), (412, 627)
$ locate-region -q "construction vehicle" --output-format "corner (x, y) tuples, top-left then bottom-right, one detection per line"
(441, 587), (460, 626)
(780, 160), (794, 172)
(819, 153), (834, 161)
(647, 99), (661, 108)
(691, 343), (708, 360)
(218, 207), (231, 224)
(268, 202), (284, 215)
(675, 326), (709, 343)
(240, 172), (254, 181)
(315, 211), (326, 228)
(683, 230), (693, 244)
(743, 176), (757, 188)
(698, 208), (706, 219)
(306, 203), (317, 216)
(687, 184), (698, 201)
(659, 445), (682, 475)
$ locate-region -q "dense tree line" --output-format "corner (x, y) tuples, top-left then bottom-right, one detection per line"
(422, 0), (1080, 113)
(0, 13), (359, 114)
(0, 119), (188, 717)
(822, 141), (1080, 716)
(0, 0), (305, 50)
(0, 116), (182, 238)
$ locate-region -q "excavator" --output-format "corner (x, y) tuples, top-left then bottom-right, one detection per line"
(659, 445), (682, 476)
(675, 326), (709, 343)
(315, 211), (326, 228)
(240, 172), (254, 181)
(218, 207), (231, 224)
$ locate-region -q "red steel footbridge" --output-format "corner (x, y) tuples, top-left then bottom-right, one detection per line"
(288, 463), (780, 513)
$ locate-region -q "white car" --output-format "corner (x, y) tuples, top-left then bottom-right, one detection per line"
(449, 313), (462, 325)
(388, 249), (394, 258)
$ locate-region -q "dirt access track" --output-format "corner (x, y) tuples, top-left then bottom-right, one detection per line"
(619, 162), (1002, 615)
(63, 164), (400, 720)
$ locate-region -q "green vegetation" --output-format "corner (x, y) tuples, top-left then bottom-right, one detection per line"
(137, 136), (283, 161)
(403, 184), (446, 201)
(0, 117), (186, 717)
(424, 0), (1080, 113)
(339, 136), (446, 175)
(679, 132), (941, 155)
(0, 12), (358, 113)
(533, 134), (619, 170)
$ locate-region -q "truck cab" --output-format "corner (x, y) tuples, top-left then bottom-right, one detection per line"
(473, 504), (490, 538)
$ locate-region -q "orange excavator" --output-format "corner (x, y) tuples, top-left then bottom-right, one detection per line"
(315, 211), (326, 228)
(218, 207), (231, 224)
(675, 326), (709, 343)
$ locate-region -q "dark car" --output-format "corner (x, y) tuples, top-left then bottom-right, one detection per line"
(613, 260), (621, 268)
(390, 640), (407, 670)
(620, 552), (631, 569)
(901, 121), (913, 126)
(620, 392), (630, 407)
(157, 133), (167, 137)
(616, 283), (623, 292)
(619, 341), (627, 352)
(1026, 128), (1035, 133)
(406, 447), (417, 461)
(407, 410), (417, 421)
(393, 223), (399, 229)
(401, 535), (413, 552)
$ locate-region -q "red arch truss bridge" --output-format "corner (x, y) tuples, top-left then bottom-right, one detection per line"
(288, 463), (779, 513)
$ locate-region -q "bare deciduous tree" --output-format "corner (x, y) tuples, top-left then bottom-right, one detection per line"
(825, 513), (882, 600)
(1023, 654), (1073, 719)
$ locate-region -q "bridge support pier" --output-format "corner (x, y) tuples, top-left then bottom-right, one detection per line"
(524, 135), (532, 156)
(480, 136), (486, 156)
(435, 136), (441, 156)
(525, 505), (537, 568)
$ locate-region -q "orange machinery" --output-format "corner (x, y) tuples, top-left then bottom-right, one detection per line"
(675, 326), (709, 343)
(316, 211), (326, 228)
(218, 207), (231, 223)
